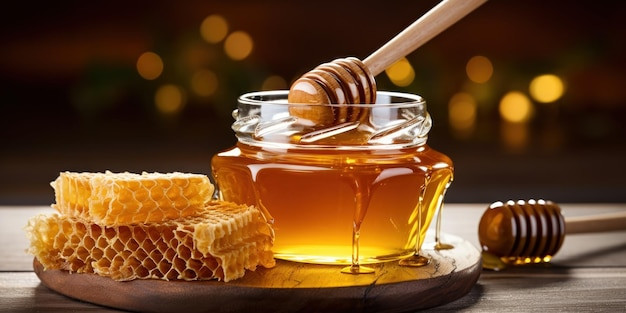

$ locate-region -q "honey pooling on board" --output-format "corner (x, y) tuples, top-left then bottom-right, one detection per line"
(478, 199), (565, 269)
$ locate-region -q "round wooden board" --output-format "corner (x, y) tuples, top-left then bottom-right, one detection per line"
(34, 233), (481, 313)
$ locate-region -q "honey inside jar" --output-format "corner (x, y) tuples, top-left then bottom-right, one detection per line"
(211, 91), (453, 265)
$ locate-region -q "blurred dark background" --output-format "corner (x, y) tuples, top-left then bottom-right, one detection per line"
(1, 0), (625, 205)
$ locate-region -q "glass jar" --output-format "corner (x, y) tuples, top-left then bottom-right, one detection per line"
(211, 90), (453, 265)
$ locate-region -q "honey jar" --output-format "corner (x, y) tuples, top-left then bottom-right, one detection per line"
(211, 91), (453, 265)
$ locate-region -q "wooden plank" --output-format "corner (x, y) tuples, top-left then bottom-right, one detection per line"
(0, 206), (55, 271)
(2, 204), (626, 312)
(438, 267), (626, 311)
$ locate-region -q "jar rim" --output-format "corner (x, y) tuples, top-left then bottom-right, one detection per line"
(233, 90), (431, 150)
(238, 90), (425, 108)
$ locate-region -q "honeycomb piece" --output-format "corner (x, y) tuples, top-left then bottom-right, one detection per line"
(51, 171), (214, 226)
(26, 201), (275, 282)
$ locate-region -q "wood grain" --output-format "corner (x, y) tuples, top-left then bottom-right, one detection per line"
(565, 211), (626, 234)
(4, 204), (626, 312)
(34, 234), (480, 313)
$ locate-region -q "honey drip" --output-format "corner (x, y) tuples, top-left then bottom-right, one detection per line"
(342, 176), (375, 274)
(399, 173), (431, 267)
(212, 143), (453, 267)
(434, 181), (454, 250)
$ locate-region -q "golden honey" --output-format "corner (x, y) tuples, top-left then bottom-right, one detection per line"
(211, 91), (453, 265)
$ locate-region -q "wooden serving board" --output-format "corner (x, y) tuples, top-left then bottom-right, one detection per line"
(34, 233), (481, 313)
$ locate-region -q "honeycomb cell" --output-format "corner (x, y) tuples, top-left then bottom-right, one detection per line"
(51, 171), (215, 226)
(26, 201), (275, 282)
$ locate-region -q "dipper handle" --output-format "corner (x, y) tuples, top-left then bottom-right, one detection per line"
(479, 200), (626, 267)
(288, 0), (488, 114)
(565, 211), (626, 234)
(364, 0), (487, 76)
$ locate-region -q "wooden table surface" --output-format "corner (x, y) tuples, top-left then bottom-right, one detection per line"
(2, 203), (625, 312)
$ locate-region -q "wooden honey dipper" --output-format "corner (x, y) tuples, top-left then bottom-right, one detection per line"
(288, 0), (487, 125)
(478, 199), (626, 267)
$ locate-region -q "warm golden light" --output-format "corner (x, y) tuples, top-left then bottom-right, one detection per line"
(466, 55), (493, 83)
(261, 75), (288, 90)
(191, 69), (218, 97)
(155, 84), (185, 114)
(385, 57), (415, 87)
(499, 91), (533, 123)
(448, 92), (477, 131)
(136, 52), (163, 80)
(529, 74), (565, 103)
(200, 15), (229, 44)
(224, 31), (253, 60)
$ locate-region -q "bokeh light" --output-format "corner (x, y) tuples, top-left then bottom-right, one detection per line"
(448, 92), (477, 131)
(261, 75), (288, 90)
(499, 91), (534, 123)
(224, 31), (253, 60)
(529, 74), (565, 103)
(155, 84), (185, 114)
(136, 52), (164, 80)
(191, 69), (218, 97)
(385, 57), (415, 87)
(466, 55), (493, 83)
(200, 15), (229, 44)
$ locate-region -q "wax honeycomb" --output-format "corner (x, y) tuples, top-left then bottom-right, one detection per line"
(51, 171), (214, 226)
(27, 201), (275, 282)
